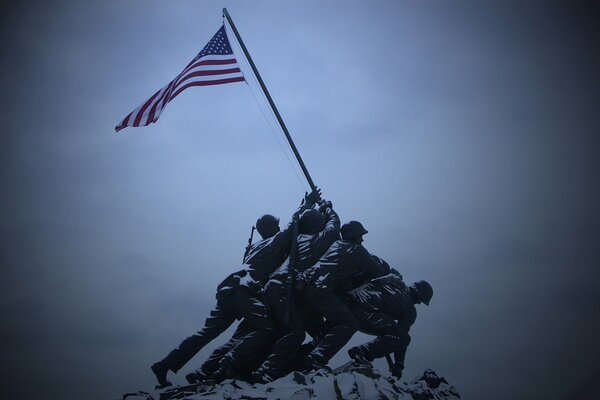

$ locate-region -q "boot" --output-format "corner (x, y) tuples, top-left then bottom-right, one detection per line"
(304, 354), (331, 373)
(185, 370), (207, 384)
(348, 347), (372, 366)
(218, 355), (238, 379)
(250, 367), (276, 384)
(151, 361), (172, 388)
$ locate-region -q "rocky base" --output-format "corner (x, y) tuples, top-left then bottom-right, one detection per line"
(122, 363), (460, 400)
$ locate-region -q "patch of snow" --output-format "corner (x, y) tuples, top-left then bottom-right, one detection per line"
(128, 365), (461, 400)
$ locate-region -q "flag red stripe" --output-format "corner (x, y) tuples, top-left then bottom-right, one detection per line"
(169, 76), (245, 101)
(133, 88), (162, 127)
(181, 58), (238, 75)
(118, 111), (134, 131)
(147, 80), (177, 125)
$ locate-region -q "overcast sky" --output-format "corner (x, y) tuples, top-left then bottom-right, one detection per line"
(1, 1), (599, 399)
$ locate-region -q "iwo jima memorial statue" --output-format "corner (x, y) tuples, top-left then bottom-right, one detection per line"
(115, 9), (459, 400)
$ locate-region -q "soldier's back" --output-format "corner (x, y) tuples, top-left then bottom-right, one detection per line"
(303, 239), (361, 290)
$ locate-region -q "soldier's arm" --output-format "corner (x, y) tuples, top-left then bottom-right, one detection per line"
(322, 205), (341, 235)
(315, 204), (341, 249)
(279, 189), (321, 242)
(370, 255), (392, 275)
(358, 247), (391, 278)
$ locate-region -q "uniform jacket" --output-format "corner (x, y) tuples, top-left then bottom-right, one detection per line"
(217, 207), (303, 299)
(295, 207), (340, 272)
(345, 273), (417, 331)
(269, 207), (341, 285)
(302, 239), (390, 292)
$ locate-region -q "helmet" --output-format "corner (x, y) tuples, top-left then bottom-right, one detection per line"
(413, 280), (433, 305)
(341, 221), (368, 240)
(256, 214), (280, 239)
(299, 209), (326, 234)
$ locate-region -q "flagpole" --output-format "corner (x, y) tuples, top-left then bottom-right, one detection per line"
(223, 8), (317, 193)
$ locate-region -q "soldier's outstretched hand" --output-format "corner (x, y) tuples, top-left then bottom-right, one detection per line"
(305, 187), (322, 207)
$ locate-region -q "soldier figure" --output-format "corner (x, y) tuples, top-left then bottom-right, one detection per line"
(299, 220), (391, 370)
(150, 191), (319, 388)
(252, 195), (340, 382)
(345, 274), (433, 379)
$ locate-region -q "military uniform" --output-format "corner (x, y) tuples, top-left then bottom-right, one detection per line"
(191, 318), (273, 382)
(300, 239), (390, 366)
(154, 216), (298, 378)
(345, 273), (416, 377)
(257, 206), (340, 379)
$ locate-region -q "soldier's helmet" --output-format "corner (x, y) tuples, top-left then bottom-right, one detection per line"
(413, 280), (433, 305)
(341, 221), (368, 240)
(256, 214), (280, 239)
(299, 209), (326, 235)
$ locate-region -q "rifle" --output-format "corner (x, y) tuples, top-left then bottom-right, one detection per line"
(243, 226), (255, 261)
(282, 217), (299, 325)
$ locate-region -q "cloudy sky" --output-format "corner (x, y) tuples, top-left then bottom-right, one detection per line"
(1, 1), (599, 399)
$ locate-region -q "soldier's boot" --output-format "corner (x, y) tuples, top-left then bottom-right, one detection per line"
(250, 367), (276, 384)
(209, 355), (239, 383)
(218, 355), (238, 378)
(391, 361), (404, 380)
(210, 367), (231, 384)
(304, 354), (331, 373)
(185, 370), (207, 385)
(348, 346), (372, 366)
(151, 361), (172, 389)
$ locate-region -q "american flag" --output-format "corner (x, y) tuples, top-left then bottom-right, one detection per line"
(115, 25), (245, 132)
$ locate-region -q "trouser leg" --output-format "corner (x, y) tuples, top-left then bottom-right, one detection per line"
(225, 288), (276, 371)
(160, 298), (236, 372)
(351, 305), (410, 367)
(297, 295), (324, 340)
(257, 281), (307, 377)
(304, 285), (358, 364)
(199, 322), (251, 377)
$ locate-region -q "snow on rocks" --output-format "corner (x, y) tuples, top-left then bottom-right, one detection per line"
(122, 363), (460, 400)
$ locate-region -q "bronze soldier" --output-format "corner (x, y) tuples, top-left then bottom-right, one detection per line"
(345, 274), (433, 379)
(252, 196), (340, 382)
(299, 220), (390, 370)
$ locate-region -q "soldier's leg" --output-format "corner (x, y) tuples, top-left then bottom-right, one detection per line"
(219, 288), (276, 374)
(304, 285), (358, 366)
(192, 321), (252, 381)
(251, 282), (307, 380)
(349, 305), (410, 375)
(296, 294), (325, 340)
(153, 294), (237, 385)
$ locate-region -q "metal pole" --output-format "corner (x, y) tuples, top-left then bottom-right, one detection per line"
(223, 8), (317, 192)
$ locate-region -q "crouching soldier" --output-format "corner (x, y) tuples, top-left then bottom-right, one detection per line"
(300, 220), (391, 371)
(345, 274), (433, 379)
(151, 191), (319, 388)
